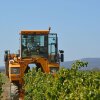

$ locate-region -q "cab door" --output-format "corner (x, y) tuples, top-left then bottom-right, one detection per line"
(48, 33), (58, 62)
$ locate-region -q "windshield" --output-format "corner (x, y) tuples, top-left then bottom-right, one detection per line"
(21, 34), (48, 58)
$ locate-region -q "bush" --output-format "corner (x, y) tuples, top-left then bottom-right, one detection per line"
(24, 61), (100, 100)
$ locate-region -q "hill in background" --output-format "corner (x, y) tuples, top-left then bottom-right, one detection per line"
(1, 58), (100, 71)
(0, 66), (5, 72)
(60, 58), (100, 70)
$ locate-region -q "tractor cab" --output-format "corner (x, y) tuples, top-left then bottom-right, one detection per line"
(20, 30), (59, 63)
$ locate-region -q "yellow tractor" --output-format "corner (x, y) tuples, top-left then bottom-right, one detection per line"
(4, 28), (64, 99)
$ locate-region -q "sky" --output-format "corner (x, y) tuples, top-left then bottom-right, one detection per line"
(0, 0), (100, 66)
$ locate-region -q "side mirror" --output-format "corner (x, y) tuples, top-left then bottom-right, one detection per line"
(61, 53), (64, 62)
(59, 50), (64, 62)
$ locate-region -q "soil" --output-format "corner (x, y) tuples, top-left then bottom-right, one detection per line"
(1, 74), (19, 100)
(1, 75), (10, 100)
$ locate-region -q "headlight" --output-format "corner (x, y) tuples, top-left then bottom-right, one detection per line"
(11, 67), (20, 74)
(50, 67), (59, 73)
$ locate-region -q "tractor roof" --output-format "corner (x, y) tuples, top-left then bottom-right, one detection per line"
(20, 30), (49, 35)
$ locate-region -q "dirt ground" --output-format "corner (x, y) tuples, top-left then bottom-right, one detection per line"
(1, 74), (19, 100)
(1, 75), (11, 100)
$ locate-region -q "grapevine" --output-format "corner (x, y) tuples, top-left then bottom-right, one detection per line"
(24, 61), (100, 100)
